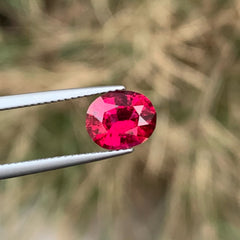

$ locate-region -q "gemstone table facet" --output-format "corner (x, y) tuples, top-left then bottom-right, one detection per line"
(86, 90), (156, 150)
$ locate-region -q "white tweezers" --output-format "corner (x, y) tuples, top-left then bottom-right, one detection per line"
(0, 86), (133, 179)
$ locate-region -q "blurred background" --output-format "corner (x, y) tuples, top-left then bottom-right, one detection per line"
(0, 0), (240, 239)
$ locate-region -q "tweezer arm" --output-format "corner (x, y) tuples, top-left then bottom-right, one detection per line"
(0, 85), (125, 110)
(0, 149), (133, 179)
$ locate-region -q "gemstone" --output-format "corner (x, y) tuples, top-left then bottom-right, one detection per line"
(86, 90), (156, 150)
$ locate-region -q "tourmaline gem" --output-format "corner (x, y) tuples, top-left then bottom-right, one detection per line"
(86, 90), (156, 150)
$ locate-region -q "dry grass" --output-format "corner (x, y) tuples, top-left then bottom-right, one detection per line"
(0, 0), (240, 239)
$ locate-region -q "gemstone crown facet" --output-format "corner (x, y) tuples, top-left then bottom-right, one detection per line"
(86, 90), (156, 150)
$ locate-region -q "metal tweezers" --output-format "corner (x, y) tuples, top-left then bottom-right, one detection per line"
(0, 86), (133, 179)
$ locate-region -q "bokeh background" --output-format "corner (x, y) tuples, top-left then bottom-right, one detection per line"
(0, 0), (240, 239)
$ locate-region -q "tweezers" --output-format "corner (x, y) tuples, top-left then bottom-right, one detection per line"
(0, 86), (133, 179)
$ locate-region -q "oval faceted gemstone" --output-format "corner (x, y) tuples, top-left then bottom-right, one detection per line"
(86, 90), (156, 150)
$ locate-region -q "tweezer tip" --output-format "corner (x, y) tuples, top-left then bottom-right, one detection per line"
(90, 148), (134, 159)
(107, 148), (133, 156)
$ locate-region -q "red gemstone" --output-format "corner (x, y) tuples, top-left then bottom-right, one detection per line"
(86, 90), (156, 150)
